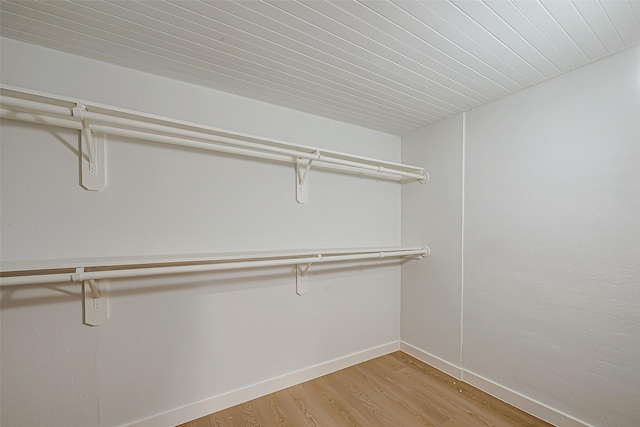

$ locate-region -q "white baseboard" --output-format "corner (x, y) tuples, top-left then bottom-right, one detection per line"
(462, 371), (594, 427)
(400, 341), (593, 427)
(400, 341), (463, 379)
(125, 340), (593, 427)
(123, 341), (400, 427)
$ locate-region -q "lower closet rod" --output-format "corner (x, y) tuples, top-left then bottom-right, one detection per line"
(0, 248), (429, 287)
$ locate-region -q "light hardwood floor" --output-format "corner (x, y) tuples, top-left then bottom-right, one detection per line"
(179, 351), (553, 427)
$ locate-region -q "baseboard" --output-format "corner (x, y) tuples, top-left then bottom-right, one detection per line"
(123, 341), (401, 427)
(400, 341), (463, 379)
(400, 341), (593, 427)
(125, 340), (593, 427)
(462, 370), (594, 427)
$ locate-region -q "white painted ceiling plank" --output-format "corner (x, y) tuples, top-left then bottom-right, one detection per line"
(421, 0), (541, 84)
(386, 0), (526, 91)
(2, 0), (636, 136)
(571, 0), (625, 52)
(0, 24), (279, 109)
(1, 27), (417, 135)
(539, 0), (609, 60)
(174, 0), (458, 117)
(629, 0), (640, 24)
(260, 2), (480, 108)
(600, 1), (640, 47)
(35, 1), (429, 126)
(510, 0), (590, 67)
(150, 1), (447, 121)
(268, 0), (487, 108)
(310, 0), (507, 100)
(450, 0), (557, 79)
(231, 0), (470, 111)
(0, 18), (419, 133)
(483, 0), (573, 71)
(1, 4), (419, 129)
(0, 25), (322, 118)
(299, 0), (501, 101)
(356, 0), (508, 99)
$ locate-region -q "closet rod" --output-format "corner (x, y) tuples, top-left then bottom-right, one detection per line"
(0, 86), (428, 182)
(0, 247), (429, 287)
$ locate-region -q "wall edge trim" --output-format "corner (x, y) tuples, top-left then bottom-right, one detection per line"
(400, 341), (593, 427)
(121, 341), (401, 427)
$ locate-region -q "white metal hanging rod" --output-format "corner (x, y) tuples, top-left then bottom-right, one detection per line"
(0, 86), (429, 189)
(1, 247), (429, 325)
(0, 247), (429, 287)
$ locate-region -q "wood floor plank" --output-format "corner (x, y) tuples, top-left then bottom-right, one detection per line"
(392, 354), (519, 427)
(316, 371), (401, 427)
(246, 395), (284, 426)
(179, 351), (553, 427)
(385, 357), (504, 426)
(369, 354), (476, 422)
(266, 389), (317, 427)
(391, 353), (546, 427)
(342, 362), (442, 426)
(354, 357), (455, 424)
(253, 393), (296, 427)
(303, 377), (366, 426)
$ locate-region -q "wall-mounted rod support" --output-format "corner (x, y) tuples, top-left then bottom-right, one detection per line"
(299, 152), (319, 187)
(83, 279), (107, 326)
(296, 151), (318, 203)
(72, 104), (96, 172)
(72, 268), (107, 326)
(71, 103), (106, 190)
(296, 263), (313, 295)
(86, 279), (101, 298)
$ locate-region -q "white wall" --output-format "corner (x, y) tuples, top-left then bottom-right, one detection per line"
(401, 114), (463, 375)
(464, 45), (640, 427)
(402, 45), (640, 427)
(0, 38), (403, 427)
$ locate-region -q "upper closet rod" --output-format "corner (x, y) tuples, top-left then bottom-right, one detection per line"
(0, 86), (428, 195)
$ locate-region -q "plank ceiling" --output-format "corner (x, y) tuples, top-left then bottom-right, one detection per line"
(1, 0), (639, 135)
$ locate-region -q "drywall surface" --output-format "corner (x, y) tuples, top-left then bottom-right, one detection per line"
(401, 115), (463, 371)
(464, 45), (640, 427)
(0, 38), (403, 427)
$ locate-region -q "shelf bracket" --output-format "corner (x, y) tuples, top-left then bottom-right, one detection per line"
(296, 263), (313, 295)
(296, 151), (320, 204)
(73, 104), (106, 191)
(78, 268), (108, 326)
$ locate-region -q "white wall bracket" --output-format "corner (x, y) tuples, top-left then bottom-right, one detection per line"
(73, 104), (106, 191)
(296, 262), (314, 295)
(296, 151), (320, 204)
(78, 268), (108, 326)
